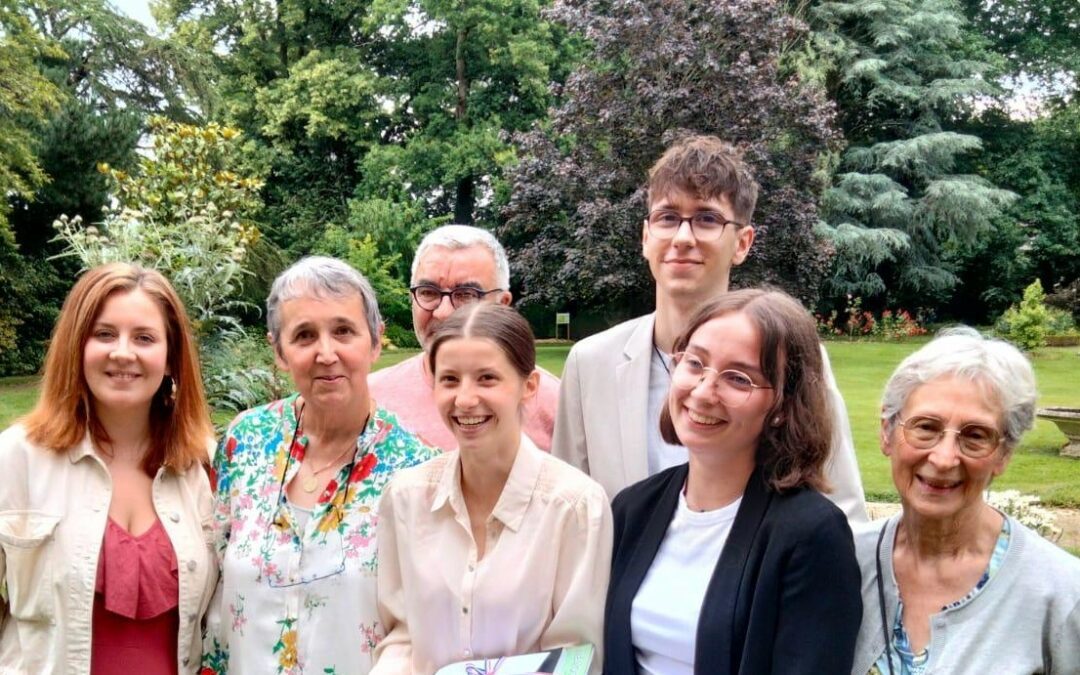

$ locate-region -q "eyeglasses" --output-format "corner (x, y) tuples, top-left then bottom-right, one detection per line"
(670, 351), (773, 408)
(409, 284), (504, 311)
(897, 415), (1002, 458)
(646, 210), (745, 241)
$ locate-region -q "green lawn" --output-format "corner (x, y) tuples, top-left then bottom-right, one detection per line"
(825, 342), (1080, 506)
(2, 341), (1077, 505)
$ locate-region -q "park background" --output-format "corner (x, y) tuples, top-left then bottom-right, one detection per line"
(1, 1), (1077, 541)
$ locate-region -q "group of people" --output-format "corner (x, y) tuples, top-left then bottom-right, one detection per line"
(1, 135), (1077, 675)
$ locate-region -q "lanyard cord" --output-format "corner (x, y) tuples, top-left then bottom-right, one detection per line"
(876, 523), (897, 675)
(653, 342), (672, 377)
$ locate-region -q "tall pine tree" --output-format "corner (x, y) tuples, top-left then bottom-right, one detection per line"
(808, 0), (1015, 307)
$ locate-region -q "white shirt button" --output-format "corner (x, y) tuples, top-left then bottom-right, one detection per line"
(187, 560), (197, 571)
(169, 512), (180, 523)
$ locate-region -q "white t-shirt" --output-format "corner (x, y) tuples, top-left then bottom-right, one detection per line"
(647, 347), (689, 476)
(631, 491), (742, 675)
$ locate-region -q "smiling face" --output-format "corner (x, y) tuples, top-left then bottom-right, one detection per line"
(411, 245), (511, 351)
(642, 189), (755, 303)
(273, 292), (381, 412)
(668, 311), (775, 463)
(83, 289), (170, 418)
(883, 375), (1009, 522)
(433, 336), (539, 454)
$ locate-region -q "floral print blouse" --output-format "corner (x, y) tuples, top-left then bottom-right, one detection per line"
(201, 394), (437, 675)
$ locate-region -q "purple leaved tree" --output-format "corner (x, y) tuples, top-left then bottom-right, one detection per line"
(500, 0), (840, 313)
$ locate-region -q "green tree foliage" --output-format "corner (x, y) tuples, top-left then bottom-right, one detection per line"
(0, 0), (66, 373)
(312, 196), (438, 331)
(27, 0), (207, 118)
(501, 0), (839, 311)
(0, 0), (64, 228)
(160, 0), (573, 255)
(944, 104), (1080, 322)
(359, 0), (577, 224)
(9, 0), (208, 251)
(53, 117), (264, 335)
(159, 0), (389, 253)
(809, 0), (1016, 308)
(960, 0), (1078, 88)
(52, 118), (272, 413)
(995, 279), (1051, 351)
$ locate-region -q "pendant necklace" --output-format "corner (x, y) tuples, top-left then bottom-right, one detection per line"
(301, 441), (358, 493)
(291, 402), (371, 494)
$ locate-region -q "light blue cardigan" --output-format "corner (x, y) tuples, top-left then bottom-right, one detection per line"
(851, 514), (1080, 674)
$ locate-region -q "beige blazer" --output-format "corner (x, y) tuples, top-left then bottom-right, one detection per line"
(0, 424), (217, 674)
(552, 314), (868, 522)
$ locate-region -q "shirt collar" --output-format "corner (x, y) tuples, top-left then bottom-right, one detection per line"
(430, 434), (543, 533)
(67, 433), (97, 464)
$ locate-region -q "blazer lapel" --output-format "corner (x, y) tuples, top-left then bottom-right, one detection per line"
(695, 467), (772, 674)
(615, 314), (656, 488)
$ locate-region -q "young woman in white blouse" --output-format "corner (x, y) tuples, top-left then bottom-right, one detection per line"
(373, 303), (612, 674)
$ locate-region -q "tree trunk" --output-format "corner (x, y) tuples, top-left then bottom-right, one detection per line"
(454, 25), (474, 223)
(455, 177), (475, 224)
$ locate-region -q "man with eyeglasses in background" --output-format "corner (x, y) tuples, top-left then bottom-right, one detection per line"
(369, 224), (560, 451)
(553, 135), (868, 520)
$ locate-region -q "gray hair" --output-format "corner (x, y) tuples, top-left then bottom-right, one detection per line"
(410, 224), (510, 289)
(881, 326), (1037, 453)
(266, 256), (382, 349)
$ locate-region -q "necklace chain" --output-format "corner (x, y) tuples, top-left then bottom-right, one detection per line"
(653, 342), (672, 377)
(293, 403), (369, 493)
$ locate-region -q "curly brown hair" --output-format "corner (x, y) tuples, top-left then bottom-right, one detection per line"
(658, 288), (832, 493)
(647, 135), (760, 224)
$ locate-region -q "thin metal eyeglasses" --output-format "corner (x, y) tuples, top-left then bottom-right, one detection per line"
(409, 284), (504, 311)
(646, 209), (746, 241)
(670, 351), (773, 408)
(896, 415), (1002, 458)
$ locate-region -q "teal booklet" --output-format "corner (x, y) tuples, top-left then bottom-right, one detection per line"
(433, 644), (594, 675)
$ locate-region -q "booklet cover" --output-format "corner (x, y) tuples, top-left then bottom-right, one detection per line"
(433, 644), (594, 675)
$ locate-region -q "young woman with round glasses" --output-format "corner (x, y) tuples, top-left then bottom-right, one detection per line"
(603, 288), (862, 675)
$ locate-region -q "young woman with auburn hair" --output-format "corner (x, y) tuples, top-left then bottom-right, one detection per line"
(0, 262), (217, 674)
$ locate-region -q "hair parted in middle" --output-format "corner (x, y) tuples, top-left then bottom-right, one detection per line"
(21, 262), (213, 475)
(647, 134), (760, 225)
(658, 287), (833, 493)
(427, 303), (536, 379)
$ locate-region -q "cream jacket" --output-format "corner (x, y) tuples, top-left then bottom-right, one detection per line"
(552, 313), (869, 522)
(0, 424), (217, 675)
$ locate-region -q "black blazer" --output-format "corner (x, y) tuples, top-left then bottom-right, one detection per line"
(603, 464), (862, 675)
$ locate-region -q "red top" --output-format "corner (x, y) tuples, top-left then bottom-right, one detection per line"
(91, 517), (180, 675)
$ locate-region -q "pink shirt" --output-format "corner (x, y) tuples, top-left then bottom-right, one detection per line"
(369, 353), (560, 452)
(91, 518), (180, 675)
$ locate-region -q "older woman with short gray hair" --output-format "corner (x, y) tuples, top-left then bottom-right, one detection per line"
(202, 256), (436, 675)
(852, 327), (1080, 675)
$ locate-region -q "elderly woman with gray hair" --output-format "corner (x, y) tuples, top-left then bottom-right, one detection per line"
(852, 327), (1080, 675)
(201, 257), (436, 675)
